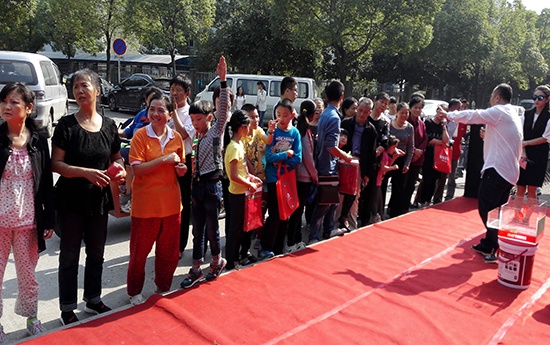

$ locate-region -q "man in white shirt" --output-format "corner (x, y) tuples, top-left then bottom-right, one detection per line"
(440, 83), (523, 263)
(168, 75), (196, 258)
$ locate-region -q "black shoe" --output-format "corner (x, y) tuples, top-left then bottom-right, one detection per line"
(483, 253), (498, 264)
(239, 254), (258, 266)
(60, 311), (79, 325)
(84, 301), (112, 315)
(472, 243), (492, 256)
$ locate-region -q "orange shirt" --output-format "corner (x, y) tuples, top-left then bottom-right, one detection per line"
(129, 125), (185, 218)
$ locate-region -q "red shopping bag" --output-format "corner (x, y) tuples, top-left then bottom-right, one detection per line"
(276, 163), (299, 220)
(244, 187), (264, 232)
(433, 144), (452, 174)
(338, 159), (360, 195)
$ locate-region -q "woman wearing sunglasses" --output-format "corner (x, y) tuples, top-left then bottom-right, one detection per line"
(516, 85), (550, 200)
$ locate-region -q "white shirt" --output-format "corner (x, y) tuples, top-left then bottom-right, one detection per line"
(235, 95), (246, 111)
(257, 89), (267, 111)
(447, 103), (523, 185)
(168, 104), (195, 155)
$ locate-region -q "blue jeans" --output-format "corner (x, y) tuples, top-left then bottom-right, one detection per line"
(258, 110), (266, 127)
(191, 180), (222, 262)
(477, 168), (513, 251)
(308, 203), (337, 242)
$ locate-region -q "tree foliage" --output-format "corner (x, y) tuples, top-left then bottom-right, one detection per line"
(126, 0), (215, 73)
(40, 0), (102, 59)
(1, 0), (548, 102)
(0, 0), (47, 51)
(197, 0), (317, 77)
(96, 0), (128, 83)
(273, 0), (445, 92)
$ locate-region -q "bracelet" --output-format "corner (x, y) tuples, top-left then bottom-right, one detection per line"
(268, 131), (274, 135)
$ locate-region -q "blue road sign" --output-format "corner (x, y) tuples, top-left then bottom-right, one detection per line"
(113, 38), (127, 55)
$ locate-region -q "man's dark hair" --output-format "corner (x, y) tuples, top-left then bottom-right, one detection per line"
(189, 100), (213, 115)
(280, 77), (297, 95)
(494, 83), (512, 103)
(374, 92), (390, 101)
(448, 98), (461, 109)
(169, 74), (192, 93)
(410, 91), (425, 100)
(241, 103), (256, 113)
(324, 80), (345, 102)
(409, 96), (424, 108)
(274, 98), (294, 114)
(389, 96), (397, 104)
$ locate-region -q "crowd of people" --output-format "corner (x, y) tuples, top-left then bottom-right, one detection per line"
(1, 54), (549, 341)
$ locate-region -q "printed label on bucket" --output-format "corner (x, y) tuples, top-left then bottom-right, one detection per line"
(498, 251), (520, 282)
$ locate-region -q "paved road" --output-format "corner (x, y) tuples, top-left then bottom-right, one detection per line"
(1, 105), (474, 343)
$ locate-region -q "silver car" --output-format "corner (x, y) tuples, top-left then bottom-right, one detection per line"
(0, 51), (68, 137)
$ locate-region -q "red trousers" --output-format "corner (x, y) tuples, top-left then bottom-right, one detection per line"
(127, 213), (180, 296)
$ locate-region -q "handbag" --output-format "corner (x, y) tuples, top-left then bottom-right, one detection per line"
(244, 187), (264, 232)
(318, 175), (340, 205)
(433, 144), (452, 174)
(276, 163), (299, 220)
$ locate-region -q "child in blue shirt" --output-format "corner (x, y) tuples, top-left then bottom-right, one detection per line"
(260, 98), (302, 258)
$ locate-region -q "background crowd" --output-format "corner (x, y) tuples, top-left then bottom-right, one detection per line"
(1, 55), (549, 342)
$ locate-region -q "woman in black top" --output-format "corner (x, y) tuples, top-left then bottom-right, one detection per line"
(516, 85), (550, 199)
(52, 69), (125, 325)
(419, 108), (449, 206)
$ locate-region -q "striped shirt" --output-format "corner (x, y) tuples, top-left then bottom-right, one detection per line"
(194, 85), (230, 180)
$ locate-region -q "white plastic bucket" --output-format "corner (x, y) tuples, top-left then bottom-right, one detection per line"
(497, 238), (538, 289)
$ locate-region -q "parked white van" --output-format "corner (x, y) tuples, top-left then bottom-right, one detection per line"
(194, 74), (318, 125)
(0, 51), (68, 137)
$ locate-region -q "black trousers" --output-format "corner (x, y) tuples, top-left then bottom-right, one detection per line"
(262, 183), (289, 254)
(477, 168), (513, 251)
(287, 181), (311, 246)
(58, 212), (108, 311)
(177, 153), (192, 252)
(226, 192), (251, 265)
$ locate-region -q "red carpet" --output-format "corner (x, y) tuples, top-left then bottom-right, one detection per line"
(23, 197), (550, 344)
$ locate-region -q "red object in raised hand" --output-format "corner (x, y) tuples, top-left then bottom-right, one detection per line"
(107, 162), (123, 179)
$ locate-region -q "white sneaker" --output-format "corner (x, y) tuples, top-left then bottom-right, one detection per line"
(285, 244), (296, 253)
(121, 200), (131, 213)
(129, 294), (145, 306)
(327, 228), (346, 238)
(294, 241), (306, 251)
(26, 318), (46, 336)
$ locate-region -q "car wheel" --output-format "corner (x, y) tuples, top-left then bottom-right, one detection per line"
(139, 99), (147, 110)
(109, 97), (118, 111)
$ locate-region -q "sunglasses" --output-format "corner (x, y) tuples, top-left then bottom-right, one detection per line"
(532, 95), (546, 101)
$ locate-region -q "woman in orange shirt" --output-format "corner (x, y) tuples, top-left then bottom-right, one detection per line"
(127, 94), (187, 305)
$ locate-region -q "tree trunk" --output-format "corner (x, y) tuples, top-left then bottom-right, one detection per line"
(171, 50), (177, 77)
